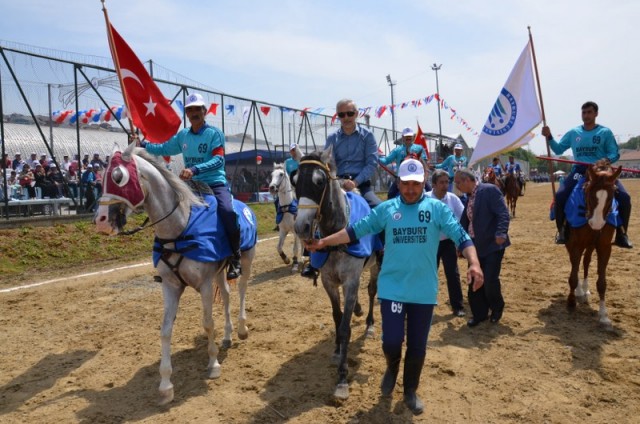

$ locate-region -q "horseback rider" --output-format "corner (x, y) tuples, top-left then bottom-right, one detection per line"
(140, 92), (244, 279)
(379, 127), (430, 199)
(434, 143), (467, 192)
(491, 157), (505, 178)
(301, 98), (382, 278)
(273, 143), (301, 231)
(504, 155), (525, 196)
(542, 101), (632, 248)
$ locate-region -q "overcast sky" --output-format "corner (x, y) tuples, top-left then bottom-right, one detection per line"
(1, 0), (638, 155)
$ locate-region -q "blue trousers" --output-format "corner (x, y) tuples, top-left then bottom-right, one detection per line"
(210, 184), (241, 255)
(437, 239), (464, 311)
(380, 300), (434, 359)
(468, 249), (505, 321)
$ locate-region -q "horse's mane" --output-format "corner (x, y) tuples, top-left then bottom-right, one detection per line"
(132, 148), (205, 207)
(273, 162), (285, 172)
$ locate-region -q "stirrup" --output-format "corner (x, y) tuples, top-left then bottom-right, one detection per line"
(227, 258), (242, 280)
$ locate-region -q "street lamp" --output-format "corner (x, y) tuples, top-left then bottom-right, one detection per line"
(386, 74), (396, 139)
(431, 63), (443, 159)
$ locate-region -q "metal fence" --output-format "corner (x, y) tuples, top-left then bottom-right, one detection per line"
(1, 42), (406, 218)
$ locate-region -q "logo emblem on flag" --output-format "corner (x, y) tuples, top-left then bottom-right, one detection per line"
(483, 88), (517, 136)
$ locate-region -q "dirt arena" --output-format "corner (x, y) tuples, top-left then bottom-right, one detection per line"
(1, 181), (639, 423)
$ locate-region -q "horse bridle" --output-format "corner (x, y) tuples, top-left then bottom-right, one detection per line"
(98, 195), (181, 236)
(296, 159), (337, 239)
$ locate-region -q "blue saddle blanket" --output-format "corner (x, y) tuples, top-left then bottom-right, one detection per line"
(565, 177), (619, 228)
(275, 198), (298, 224)
(310, 192), (383, 268)
(153, 195), (258, 266)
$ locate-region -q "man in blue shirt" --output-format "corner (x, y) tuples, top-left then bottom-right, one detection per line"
(301, 98), (382, 278)
(273, 143), (301, 230)
(141, 93), (243, 279)
(325, 99), (381, 208)
(305, 158), (483, 415)
(542, 101), (632, 248)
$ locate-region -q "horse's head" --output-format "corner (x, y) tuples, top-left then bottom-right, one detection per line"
(94, 143), (145, 234)
(293, 145), (343, 240)
(482, 167), (495, 183)
(584, 159), (622, 231)
(269, 163), (286, 196)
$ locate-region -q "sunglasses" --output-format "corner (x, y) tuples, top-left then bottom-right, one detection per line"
(337, 111), (357, 118)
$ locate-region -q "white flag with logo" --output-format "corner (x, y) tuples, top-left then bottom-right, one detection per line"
(469, 41), (542, 166)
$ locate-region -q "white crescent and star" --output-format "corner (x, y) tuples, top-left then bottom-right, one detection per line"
(121, 68), (157, 116)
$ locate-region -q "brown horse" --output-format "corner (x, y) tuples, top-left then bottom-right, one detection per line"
(565, 160), (622, 328)
(482, 166), (504, 193)
(503, 171), (519, 218)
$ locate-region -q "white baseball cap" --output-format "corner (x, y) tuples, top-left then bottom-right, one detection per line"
(289, 143), (298, 151)
(185, 93), (206, 108)
(402, 127), (414, 137)
(398, 158), (424, 183)
(454, 143), (463, 150)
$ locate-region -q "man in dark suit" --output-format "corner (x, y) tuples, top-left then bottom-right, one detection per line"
(454, 168), (511, 327)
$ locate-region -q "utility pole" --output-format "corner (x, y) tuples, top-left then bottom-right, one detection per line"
(386, 74), (396, 140)
(431, 63), (443, 159)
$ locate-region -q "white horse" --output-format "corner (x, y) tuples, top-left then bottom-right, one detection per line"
(94, 143), (256, 405)
(269, 163), (302, 272)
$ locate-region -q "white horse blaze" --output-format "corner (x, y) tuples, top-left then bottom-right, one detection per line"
(588, 189), (608, 230)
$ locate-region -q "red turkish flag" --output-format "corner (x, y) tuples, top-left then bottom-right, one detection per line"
(107, 23), (181, 142)
(415, 122), (430, 160)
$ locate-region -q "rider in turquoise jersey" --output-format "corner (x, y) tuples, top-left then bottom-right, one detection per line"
(141, 93), (243, 279)
(304, 158), (483, 416)
(542, 101), (632, 248)
(434, 143), (467, 191)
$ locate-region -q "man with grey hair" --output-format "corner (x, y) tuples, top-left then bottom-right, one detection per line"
(301, 98), (382, 278)
(454, 168), (510, 327)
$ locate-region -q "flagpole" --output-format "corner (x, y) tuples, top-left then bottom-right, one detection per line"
(101, 0), (137, 141)
(528, 26), (556, 195)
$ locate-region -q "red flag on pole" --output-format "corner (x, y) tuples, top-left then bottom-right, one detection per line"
(415, 122), (430, 160)
(106, 23), (181, 142)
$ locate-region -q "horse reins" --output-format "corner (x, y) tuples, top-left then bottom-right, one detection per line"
(297, 159), (336, 238)
(98, 196), (181, 236)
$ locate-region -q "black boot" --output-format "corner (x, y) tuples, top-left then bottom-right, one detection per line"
(614, 203), (633, 248)
(380, 351), (401, 397)
(227, 252), (242, 280)
(555, 204), (566, 244)
(403, 354), (426, 415)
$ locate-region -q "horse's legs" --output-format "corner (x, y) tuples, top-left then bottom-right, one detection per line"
(365, 262), (380, 338)
(291, 233), (301, 272)
(322, 280), (343, 362)
(334, 279), (359, 400)
(158, 282), (185, 405)
(567, 245), (584, 309)
(576, 246), (593, 303)
(236, 247), (255, 340)
(199, 278), (221, 379)
(596, 237), (613, 327)
(215, 272), (234, 349)
(277, 229), (290, 264)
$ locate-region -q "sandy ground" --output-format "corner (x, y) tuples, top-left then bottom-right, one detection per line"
(1, 181), (639, 424)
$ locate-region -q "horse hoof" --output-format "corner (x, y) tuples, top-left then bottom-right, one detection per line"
(283, 258), (291, 265)
(158, 387), (174, 405)
(238, 328), (249, 340)
(334, 383), (349, 400)
(222, 339), (232, 349)
(208, 364), (222, 379)
(291, 264), (299, 273)
(365, 326), (375, 338)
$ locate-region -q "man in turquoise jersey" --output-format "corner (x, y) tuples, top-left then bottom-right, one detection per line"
(542, 101), (632, 248)
(380, 127), (430, 199)
(305, 158), (483, 415)
(141, 93), (242, 279)
(434, 143), (467, 191)
(273, 143), (301, 230)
